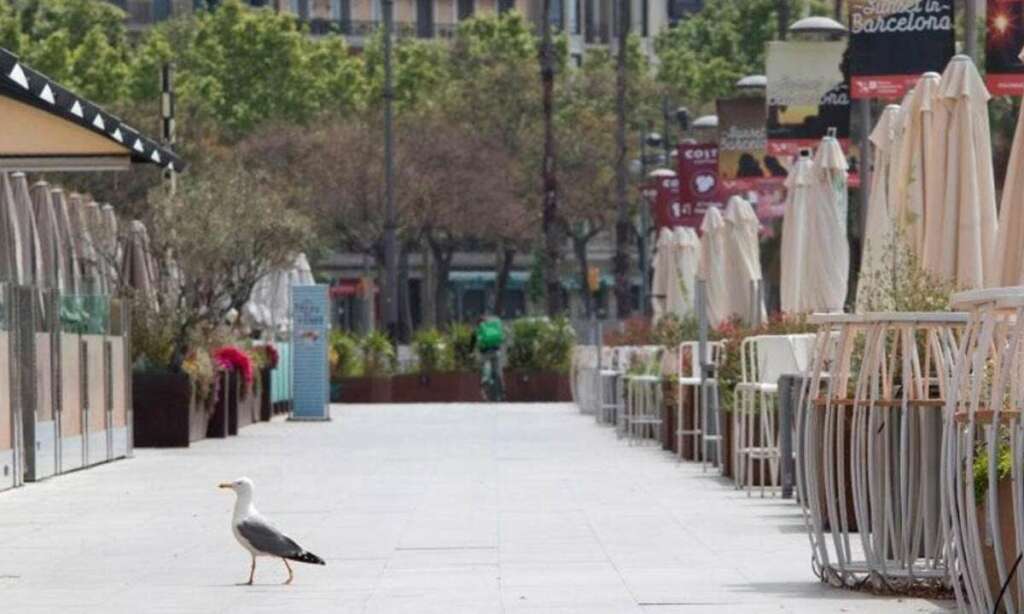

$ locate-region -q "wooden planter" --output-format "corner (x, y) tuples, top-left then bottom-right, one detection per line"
(978, 478), (1017, 607)
(337, 376), (393, 403)
(132, 371), (208, 447)
(207, 372), (235, 438)
(259, 368), (273, 422)
(236, 375), (258, 431)
(392, 372), (482, 403)
(503, 370), (572, 403)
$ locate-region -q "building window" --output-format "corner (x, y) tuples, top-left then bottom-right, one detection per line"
(498, 0), (514, 13)
(641, 0), (647, 36)
(457, 0), (473, 20)
(416, 0), (432, 36)
(549, 0), (563, 30)
(571, 0), (581, 34)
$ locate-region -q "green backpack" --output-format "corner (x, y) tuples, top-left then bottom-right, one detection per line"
(476, 318), (504, 351)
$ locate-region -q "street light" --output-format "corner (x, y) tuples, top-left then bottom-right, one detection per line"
(787, 16), (847, 37)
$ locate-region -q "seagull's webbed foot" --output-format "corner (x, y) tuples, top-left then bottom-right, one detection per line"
(282, 559), (294, 585)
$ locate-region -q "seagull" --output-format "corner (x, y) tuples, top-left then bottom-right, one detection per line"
(218, 477), (325, 585)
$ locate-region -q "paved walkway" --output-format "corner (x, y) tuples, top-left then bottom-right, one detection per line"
(1, 403), (953, 613)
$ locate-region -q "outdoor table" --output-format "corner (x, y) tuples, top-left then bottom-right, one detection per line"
(797, 312), (965, 591)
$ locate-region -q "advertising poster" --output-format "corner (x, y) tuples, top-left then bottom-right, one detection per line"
(716, 97), (788, 222)
(669, 143), (722, 228)
(987, 0), (1024, 95)
(766, 41), (851, 155)
(290, 284), (330, 421)
(848, 0), (955, 99)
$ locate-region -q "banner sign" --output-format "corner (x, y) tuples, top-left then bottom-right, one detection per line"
(766, 41), (851, 155)
(848, 0), (955, 99)
(987, 0), (1024, 95)
(716, 96), (788, 222)
(667, 143), (722, 228)
(290, 284), (330, 421)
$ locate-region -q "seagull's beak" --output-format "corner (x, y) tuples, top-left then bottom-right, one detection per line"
(217, 482), (232, 490)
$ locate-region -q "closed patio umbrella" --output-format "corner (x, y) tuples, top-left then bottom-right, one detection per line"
(651, 227), (678, 321)
(672, 226), (701, 320)
(807, 135), (850, 311)
(993, 55), (1024, 286)
(901, 73), (946, 261)
(30, 181), (65, 292)
(120, 220), (157, 309)
(10, 173), (44, 289)
(929, 55), (997, 289)
(857, 104), (900, 312)
(84, 199), (109, 294)
(722, 195), (766, 325)
(51, 189), (82, 295)
(0, 173), (23, 284)
(698, 207), (730, 327)
(780, 154), (813, 314)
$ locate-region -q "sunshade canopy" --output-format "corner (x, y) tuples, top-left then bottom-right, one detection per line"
(0, 47), (184, 173)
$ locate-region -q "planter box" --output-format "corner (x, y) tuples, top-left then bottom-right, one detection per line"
(504, 370), (572, 403)
(236, 375), (258, 431)
(259, 368), (273, 422)
(336, 376), (393, 403)
(132, 371), (207, 447)
(207, 372), (235, 438)
(978, 478), (1017, 608)
(392, 372), (483, 403)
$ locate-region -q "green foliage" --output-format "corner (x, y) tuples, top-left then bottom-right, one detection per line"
(412, 328), (453, 374)
(655, 0), (826, 107)
(447, 323), (479, 372)
(507, 317), (574, 373)
(857, 224), (955, 312)
(329, 329), (361, 380)
(973, 435), (1013, 502)
(361, 330), (396, 377)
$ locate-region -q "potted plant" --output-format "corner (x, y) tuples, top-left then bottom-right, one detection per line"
(972, 435), (1018, 607)
(504, 317), (575, 402)
(208, 346), (254, 437)
(336, 331), (395, 403)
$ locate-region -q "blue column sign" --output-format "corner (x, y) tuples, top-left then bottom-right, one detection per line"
(289, 284), (330, 421)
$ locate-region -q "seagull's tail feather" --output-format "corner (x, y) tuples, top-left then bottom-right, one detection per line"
(288, 551), (326, 566)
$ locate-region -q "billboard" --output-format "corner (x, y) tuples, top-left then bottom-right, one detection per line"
(848, 0), (955, 99)
(987, 0), (1024, 95)
(766, 40), (851, 155)
(290, 284), (330, 421)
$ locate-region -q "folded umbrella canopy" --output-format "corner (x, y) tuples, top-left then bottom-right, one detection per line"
(84, 199), (109, 295)
(857, 104), (900, 312)
(50, 189), (81, 295)
(672, 226), (701, 320)
(722, 195), (766, 325)
(119, 220), (158, 310)
(887, 73), (946, 258)
(0, 173), (22, 284)
(806, 135), (850, 312)
(651, 227), (678, 321)
(929, 55), (997, 290)
(698, 207), (730, 328)
(780, 154), (813, 314)
(993, 54), (1024, 286)
(67, 193), (101, 295)
(29, 181), (65, 292)
(10, 172), (44, 289)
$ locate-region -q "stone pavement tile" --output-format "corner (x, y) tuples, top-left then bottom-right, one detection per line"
(498, 561), (625, 588)
(501, 583), (638, 608)
(374, 565), (501, 592)
(365, 593), (503, 614)
(387, 546), (499, 570)
(499, 538), (609, 564)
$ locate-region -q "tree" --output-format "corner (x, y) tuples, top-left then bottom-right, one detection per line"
(145, 159), (314, 367)
(655, 0), (824, 107)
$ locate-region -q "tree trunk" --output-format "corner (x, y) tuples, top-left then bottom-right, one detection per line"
(775, 0), (789, 40)
(399, 246), (413, 341)
(494, 244), (516, 318)
(540, 0), (563, 317)
(573, 234), (593, 318)
(422, 241), (436, 327)
(428, 237), (454, 326)
(613, 0), (633, 319)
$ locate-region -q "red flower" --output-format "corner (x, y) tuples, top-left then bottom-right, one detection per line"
(213, 346), (254, 384)
(262, 344), (279, 370)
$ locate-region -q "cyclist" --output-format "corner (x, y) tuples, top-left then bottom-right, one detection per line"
(472, 314), (505, 402)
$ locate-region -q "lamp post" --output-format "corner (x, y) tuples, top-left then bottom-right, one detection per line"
(631, 130), (664, 317)
(382, 0), (399, 341)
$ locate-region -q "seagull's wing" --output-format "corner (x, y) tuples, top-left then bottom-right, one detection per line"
(237, 516), (304, 559)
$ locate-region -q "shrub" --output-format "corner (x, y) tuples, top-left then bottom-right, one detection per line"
(361, 330), (396, 376)
(329, 330), (361, 380)
(413, 328), (452, 373)
(604, 316), (653, 346)
(536, 317), (575, 373)
(448, 323), (478, 372)
(507, 318), (544, 370)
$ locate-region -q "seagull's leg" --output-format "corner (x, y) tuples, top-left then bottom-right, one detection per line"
(247, 556), (255, 585)
(282, 559), (293, 585)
